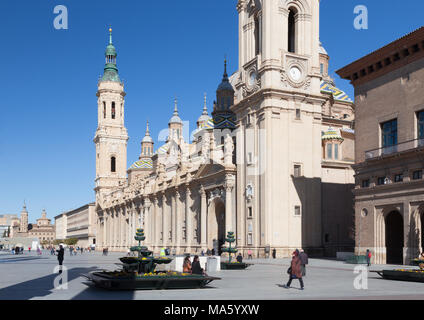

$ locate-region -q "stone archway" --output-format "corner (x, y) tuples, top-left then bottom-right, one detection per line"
(207, 198), (226, 254)
(385, 211), (404, 264)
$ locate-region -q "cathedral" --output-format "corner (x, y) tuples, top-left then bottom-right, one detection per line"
(94, 0), (355, 258)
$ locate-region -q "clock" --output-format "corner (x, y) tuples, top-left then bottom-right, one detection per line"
(289, 66), (302, 82)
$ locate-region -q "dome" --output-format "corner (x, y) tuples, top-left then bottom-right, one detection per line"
(142, 135), (153, 143)
(322, 127), (344, 141)
(169, 115), (183, 124)
(130, 159), (153, 169)
(319, 41), (328, 56)
(217, 80), (234, 92)
(142, 121), (153, 143)
(197, 94), (210, 124)
(169, 99), (183, 124)
(105, 44), (117, 57)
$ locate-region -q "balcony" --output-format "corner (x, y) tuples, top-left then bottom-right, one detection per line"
(365, 138), (424, 160)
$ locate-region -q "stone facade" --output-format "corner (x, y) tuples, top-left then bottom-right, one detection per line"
(11, 206), (55, 244)
(55, 203), (97, 247)
(94, 1), (356, 258)
(337, 27), (424, 264)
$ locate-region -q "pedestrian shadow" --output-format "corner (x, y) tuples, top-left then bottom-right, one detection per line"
(0, 256), (49, 263)
(0, 266), (98, 300)
(276, 284), (303, 290)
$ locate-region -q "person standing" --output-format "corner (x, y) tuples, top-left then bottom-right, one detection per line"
(366, 249), (372, 267)
(283, 250), (304, 290)
(236, 253), (243, 263)
(57, 245), (64, 274)
(299, 249), (309, 277)
(248, 249), (253, 260)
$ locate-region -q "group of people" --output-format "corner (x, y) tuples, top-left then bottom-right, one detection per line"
(182, 255), (207, 275)
(68, 246), (87, 256)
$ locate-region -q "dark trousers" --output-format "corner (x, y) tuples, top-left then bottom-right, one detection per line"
(58, 259), (63, 274)
(287, 276), (304, 288)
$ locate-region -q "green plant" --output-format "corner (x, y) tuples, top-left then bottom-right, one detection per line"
(221, 231), (238, 263)
(64, 238), (78, 246)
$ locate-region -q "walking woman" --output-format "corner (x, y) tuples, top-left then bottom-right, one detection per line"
(283, 250), (304, 290)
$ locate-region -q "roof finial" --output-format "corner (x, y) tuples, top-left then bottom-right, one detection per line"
(202, 93), (208, 115)
(145, 120), (150, 136)
(174, 97), (179, 115)
(109, 26), (113, 45)
(224, 55), (228, 78)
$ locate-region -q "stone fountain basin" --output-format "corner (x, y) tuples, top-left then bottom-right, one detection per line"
(85, 271), (221, 290)
(119, 257), (173, 265)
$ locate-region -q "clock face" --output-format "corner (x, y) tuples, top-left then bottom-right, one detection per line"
(289, 66), (302, 81)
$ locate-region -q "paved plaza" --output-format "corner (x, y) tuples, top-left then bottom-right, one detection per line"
(0, 250), (423, 300)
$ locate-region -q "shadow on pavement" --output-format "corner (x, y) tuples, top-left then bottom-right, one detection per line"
(0, 266), (98, 300)
(71, 283), (135, 300)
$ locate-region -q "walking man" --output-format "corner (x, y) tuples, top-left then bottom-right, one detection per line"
(283, 250), (304, 290)
(57, 245), (64, 274)
(299, 249), (309, 277)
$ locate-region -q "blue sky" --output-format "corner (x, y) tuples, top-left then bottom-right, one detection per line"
(0, 0), (423, 222)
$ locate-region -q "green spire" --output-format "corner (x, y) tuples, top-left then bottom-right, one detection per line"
(101, 27), (120, 83)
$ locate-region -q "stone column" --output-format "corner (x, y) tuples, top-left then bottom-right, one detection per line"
(185, 186), (192, 252)
(144, 199), (151, 247)
(225, 175), (236, 235)
(102, 214), (106, 249)
(200, 185), (207, 250)
(154, 197), (160, 251)
(171, 191), (177, 247)
(175, 190), (182, 252)
(113, 208), (118, 250)
(162, 193), (167, 247)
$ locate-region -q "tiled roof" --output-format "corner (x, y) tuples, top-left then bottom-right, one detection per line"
(321, 81), (353, 103)
(130, 159), (153, 169)
(322, 127), (344, 141)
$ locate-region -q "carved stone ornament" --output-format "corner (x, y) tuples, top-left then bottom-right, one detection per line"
(246, 183), (254, 200)
(281, 58), (311, 90)
(208, 188), (225, 205)
(242, 66), (261, 98)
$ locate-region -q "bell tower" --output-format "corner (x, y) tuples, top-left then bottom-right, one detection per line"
(94, 28), (128, 201)
(232, 0), (325, 257)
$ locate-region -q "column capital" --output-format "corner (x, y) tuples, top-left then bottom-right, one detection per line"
(200, 185), (206, 197)
(225, 174), (236, 191)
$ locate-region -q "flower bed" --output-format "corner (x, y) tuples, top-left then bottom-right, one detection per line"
(85, 271), (220, 290)
(375, 269), (424, 283)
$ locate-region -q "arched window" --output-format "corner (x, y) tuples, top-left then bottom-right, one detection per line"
(111, 102), (116, 119)
(288, 8), (297, 53)
(254, 16), (260, 56)
(103, 102), (106, 119)
(111, 156), (116, 173)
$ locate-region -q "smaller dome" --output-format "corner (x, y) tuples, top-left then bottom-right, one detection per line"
(169, 115), (183, 124)
(217, 81), (234, 92)
(142, 135), (153, 143)
(322, 127), (343, 141)
(319, 41), (328, 56)
(105, 44), (117, 57)
(169, 99), (183, 124)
